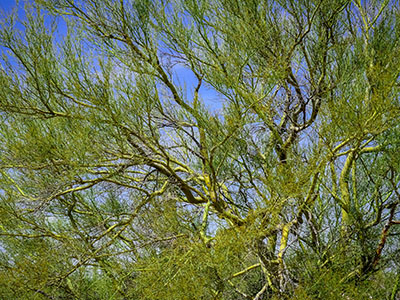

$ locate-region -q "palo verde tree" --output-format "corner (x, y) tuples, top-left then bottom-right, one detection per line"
(1, 0), (400, 299)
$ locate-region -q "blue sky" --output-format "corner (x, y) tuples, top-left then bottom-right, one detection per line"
(0, 0), (16, 12)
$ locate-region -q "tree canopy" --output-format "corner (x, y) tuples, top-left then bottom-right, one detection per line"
(1, 0), (400, 299)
